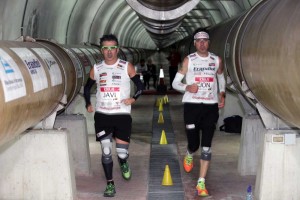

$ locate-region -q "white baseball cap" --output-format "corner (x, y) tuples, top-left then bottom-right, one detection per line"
(194, 31), (209, 40)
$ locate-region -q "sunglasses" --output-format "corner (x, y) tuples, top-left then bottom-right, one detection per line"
(101, 46), (118, 50)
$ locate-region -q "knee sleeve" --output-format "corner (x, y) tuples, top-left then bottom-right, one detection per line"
(100, 136), (113, 164)
(200, 146), (212, 161)
(116, 143), (129, 160)
(186, 124), (200, 152)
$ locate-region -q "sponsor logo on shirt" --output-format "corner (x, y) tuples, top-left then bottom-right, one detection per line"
(112, 75), (121, 80)
(119, 60), (126, 64)
(117, 63), (125, 70)
(100, 72), (107, 77)
(193, 66), (215, 72)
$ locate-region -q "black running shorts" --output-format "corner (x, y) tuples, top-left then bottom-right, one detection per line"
(94, 112), (132, 142)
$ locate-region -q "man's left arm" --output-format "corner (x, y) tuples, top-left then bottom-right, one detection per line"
(122, 62), (144, 105)
(217, 57), (226, 108)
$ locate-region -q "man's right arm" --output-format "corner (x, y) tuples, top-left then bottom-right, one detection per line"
(172, 57), (188, 92)
(83, 68), (95, 112)
(172, 56), (198, 93)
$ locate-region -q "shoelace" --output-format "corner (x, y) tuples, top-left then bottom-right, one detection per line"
(121, 163), (129, 172)
(197, 181), (205, 190)
(185, 155), (193, 165)
(106, 184), (115, 192)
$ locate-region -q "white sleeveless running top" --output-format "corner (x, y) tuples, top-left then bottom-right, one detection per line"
(182, 52), (220, 104)
(94, 59), (131, 114)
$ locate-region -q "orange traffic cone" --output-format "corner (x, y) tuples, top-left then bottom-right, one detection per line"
(157, 67), (167, 95)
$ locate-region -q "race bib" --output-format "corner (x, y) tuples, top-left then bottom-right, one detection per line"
(195, 76), (214, 92)
(100, 87), (121, 103)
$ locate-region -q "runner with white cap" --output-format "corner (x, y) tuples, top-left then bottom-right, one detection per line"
(172, 30), (226, 197)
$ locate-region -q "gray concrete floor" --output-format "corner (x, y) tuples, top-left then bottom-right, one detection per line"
(76, 94), (255, 200)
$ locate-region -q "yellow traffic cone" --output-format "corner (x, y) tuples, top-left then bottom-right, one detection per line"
(162, 165), (173, 186)
(164, 95), (169, 103)
(156, 98), (161, 107)
(160, 130), (168, 144)
(160, 98), (163, 105)
(158, 101), (163, 111)
(158, 112), (164, 124)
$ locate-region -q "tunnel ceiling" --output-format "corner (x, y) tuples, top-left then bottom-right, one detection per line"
(0, 0), (259, 50)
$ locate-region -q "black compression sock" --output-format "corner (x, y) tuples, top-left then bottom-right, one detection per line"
(107, 180), (114, 185)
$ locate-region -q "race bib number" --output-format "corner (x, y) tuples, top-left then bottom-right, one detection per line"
(100, 87), (120, 101)
(195, 76), (214, 91)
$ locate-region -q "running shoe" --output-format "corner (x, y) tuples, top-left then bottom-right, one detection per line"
(196, 180), (209, 197)
(183, 154), (193, 172)
(103, 183), (116, 197)
(120, 161), (132, 180)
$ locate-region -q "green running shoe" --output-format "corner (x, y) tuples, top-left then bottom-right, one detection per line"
(196, 180), (209, 197)
(120, 161), (132, 180)
(103, 183), (116, 197)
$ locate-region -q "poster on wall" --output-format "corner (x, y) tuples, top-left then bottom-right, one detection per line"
(10, 48), (48, 93)
(32, 48), (62, 86)
(0, 48), (26, 102)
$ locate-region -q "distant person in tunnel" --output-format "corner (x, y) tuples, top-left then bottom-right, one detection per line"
(167, 46), (181, 90)
(172, 31), (226, 197)
(147, 58), (157, 89)
(135, 58), (150, 89)
(83, 34), (144, 197)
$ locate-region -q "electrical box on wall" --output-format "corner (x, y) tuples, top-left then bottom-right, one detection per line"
(271, 135), (284, 144)
(271, 133), (296, 145)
